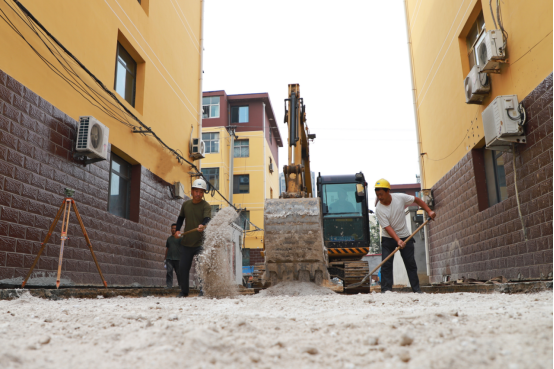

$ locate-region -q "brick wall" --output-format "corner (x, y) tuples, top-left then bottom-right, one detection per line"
(249, 248), (264, 266)
(0, 69), (186, 286)
(428, 73), (553, 283)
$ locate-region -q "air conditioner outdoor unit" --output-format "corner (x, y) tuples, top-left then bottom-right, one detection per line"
(190, 138), (205, 160)
(482, 95), (526, 151)
(478, 30), (505, 73)
(464, 65), (490, 105)
(76, 116), (109, 160)
(174, 182), (185, 199)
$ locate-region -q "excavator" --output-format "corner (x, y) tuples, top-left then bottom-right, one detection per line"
(262, 84), (371, 287)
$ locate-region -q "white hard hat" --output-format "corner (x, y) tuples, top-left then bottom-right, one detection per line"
(192, 178), (208, 191)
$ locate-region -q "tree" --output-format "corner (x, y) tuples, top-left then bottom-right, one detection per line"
(369, 215), (382, 254)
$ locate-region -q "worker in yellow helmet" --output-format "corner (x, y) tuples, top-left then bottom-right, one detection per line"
(374, 178), (435, 293)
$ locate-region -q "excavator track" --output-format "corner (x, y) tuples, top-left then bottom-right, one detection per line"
(263, 198), (330, 286)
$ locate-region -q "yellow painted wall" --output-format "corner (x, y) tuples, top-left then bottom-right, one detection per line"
(406, 0), (553, 188)
(0, 0), (202, 187)
(202, 129), (279, 249)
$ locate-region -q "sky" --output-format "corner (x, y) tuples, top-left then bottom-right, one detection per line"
(202, 0), (420, 209)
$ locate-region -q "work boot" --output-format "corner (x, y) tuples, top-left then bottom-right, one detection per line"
(178, 292), (187, 298)
(413, 290), (423, 294)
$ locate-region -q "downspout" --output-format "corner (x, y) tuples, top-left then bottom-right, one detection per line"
(197, 0), (205, 171)
(263, 102), (267, 200)
(403, 0), (430, 277)
(228, 103), (234, 205)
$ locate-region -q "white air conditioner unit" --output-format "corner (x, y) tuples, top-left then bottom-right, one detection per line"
(190, 138), (205, 160)
(76, 116), (109, 160)
(464, 65), (490, 104)
(478, 30), (505, 73)
(482, 95), (526, 151)
(174, 182), (185, 199)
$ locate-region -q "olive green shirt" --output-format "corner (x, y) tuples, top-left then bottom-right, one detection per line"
(179, 199), (211, 247)
(165, 236), (181, 261)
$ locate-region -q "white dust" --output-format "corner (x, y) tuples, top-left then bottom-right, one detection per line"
(198, 207), (239, 299)
(256, 281), (335, 297)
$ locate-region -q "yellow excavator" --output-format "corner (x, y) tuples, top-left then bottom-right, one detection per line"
(263, 84), (330, 286)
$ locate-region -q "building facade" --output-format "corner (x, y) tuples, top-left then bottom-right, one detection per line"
(406, 0), (552, 282)
(0, 1), (204, 286)
(200, 91), (282, 257)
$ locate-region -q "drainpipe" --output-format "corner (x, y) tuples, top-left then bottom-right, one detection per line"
(263, 102), (267, 200)
(196, 0), (205, 171)
(228, 104), (234, 205)
(403, 0), (430, 277)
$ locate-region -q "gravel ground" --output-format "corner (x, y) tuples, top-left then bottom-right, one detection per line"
(0, 289), (551, 369)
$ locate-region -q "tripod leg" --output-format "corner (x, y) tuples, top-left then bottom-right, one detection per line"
(72, 201), (108, 288)
(21, 200), (65, 288)
(55, 200), (71, 289)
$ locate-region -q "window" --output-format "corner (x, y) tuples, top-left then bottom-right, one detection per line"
(210, 205), (220, 218)
(234, 140), (249, 158)
(109, 153), (132, 219)
(201, 167), (219, 190)
(202, 132), (219, 154)
(114, 43), (137, 107)
(235, 210), (250, 230)
(231, 106), (249, 123)
(202, 96), (220, 118)
(484, 150), (507, 206)
(466, 11), (486, 70)
(233, 175), (249, 194)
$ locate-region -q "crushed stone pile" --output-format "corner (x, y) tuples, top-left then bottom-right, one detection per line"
(198, 206), (239, 299)
(256, 281), (335, 297)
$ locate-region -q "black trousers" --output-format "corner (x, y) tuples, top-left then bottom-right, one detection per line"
(165, 259), (180, 288)
(380, 237), (420, 292)
(178, 246), (203, 296)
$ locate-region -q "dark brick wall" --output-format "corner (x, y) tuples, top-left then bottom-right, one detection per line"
(428, 73), (553, 283)
(249, 248), (264, 266)
(0, 69), (186, 286)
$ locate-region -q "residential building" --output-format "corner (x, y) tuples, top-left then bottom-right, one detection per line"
(406, 1), (552, 282)
(200, 91), (282, 258)
(0, 1), (204, 286)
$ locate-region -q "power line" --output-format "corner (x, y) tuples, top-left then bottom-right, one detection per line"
(1, 0), (265, 232)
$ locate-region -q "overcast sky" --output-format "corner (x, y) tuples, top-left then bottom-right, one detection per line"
(202, 0), (420, 209)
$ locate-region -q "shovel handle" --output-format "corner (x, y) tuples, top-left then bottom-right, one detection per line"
(347, 218), (431, 289)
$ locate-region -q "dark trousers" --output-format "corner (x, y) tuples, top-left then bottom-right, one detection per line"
(166, 259), (180, 288)
(381, 237), (420, 292)
(178, 246), (203, 296)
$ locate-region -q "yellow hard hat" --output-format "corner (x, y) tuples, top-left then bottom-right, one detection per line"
(375, 178), (391, 189)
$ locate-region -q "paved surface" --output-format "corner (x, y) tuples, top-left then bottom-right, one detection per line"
(0, 290), (551, 368)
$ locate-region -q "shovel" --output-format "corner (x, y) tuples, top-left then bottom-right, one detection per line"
(346, 218), (431, 289)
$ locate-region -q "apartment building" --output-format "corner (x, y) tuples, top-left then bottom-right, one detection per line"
(0, 0), (204, 286)
(200, 91), (282, 255)
(406, 0), (552, 282)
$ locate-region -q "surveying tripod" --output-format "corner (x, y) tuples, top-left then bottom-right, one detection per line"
(21, 189), (107, 289)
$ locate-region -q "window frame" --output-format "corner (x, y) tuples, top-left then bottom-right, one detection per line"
(114, 42), (137, 107)
(231, 106), (249, 123)
(202, 132), (220, 154)
(466, 11), (486, 70)
(202, 96), (220, 119)
(484, 149), (507, 206)
(108, 153), (132, 219)
(233, 174), (250, 194)
(201, 167), (220, 190)
(234, 139), (249, 158)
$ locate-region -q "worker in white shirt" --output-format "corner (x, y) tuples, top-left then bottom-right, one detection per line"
(374, 179), (436, 293)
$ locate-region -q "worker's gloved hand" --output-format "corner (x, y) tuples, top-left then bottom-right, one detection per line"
(397, 240), (406, 249)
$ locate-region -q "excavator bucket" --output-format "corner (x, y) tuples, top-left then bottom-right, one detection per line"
(263, 197), (330, 286)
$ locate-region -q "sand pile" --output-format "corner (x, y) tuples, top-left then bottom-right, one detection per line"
(198, 207), (239, 298)
(256, 281), (335, 297)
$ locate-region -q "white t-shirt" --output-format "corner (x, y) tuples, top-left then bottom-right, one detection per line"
(375, 193), (415, 238)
